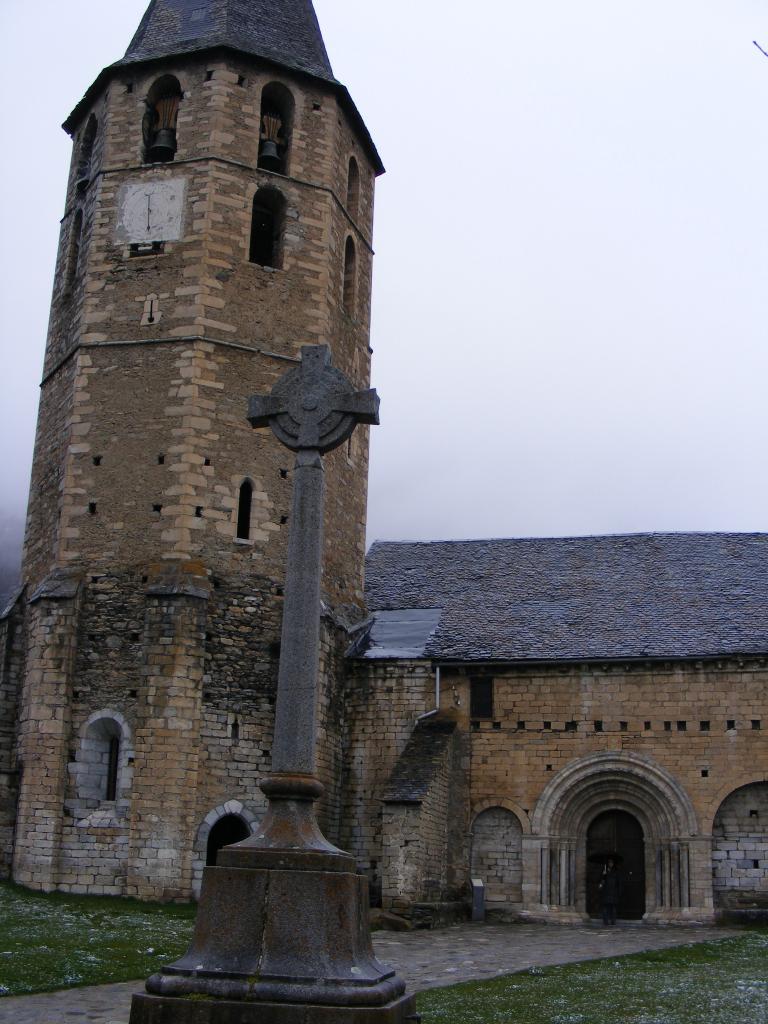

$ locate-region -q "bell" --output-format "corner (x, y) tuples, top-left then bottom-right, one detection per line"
(259, 139), (282, 172)
(148, 128), (177, 163)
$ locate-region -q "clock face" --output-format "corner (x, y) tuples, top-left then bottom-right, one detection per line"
(116, 178), (186, 244)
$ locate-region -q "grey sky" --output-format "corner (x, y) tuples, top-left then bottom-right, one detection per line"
(1, 0), (766, 548)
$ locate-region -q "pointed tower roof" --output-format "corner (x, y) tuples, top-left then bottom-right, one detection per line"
(119, 0), (335, 83)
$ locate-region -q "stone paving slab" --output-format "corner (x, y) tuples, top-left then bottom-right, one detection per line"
(0, 923), (740, 1024)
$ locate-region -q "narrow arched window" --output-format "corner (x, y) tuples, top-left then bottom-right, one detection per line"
(237, 480), (253, 539)
(249, 187), (286, 267)
(106, 735), (120, 801)
(66, 209), (84, 291)
(258, 82), (294, 174)
(343, 236), (356, 315)
(346, 156), (360, 219)
(74, 716), (131, 803)
(76, 114), (98, 189)
(143, 75), (183, 163)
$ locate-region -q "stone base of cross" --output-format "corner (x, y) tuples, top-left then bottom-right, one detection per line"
(129, 347), (418, 1023)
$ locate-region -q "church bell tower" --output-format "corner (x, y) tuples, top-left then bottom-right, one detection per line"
(7, 0), (383, 899)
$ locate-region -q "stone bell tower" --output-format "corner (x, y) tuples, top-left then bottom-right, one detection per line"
(4, 0), (383, 899)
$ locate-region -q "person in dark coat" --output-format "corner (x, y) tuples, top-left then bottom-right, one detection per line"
(599, 858), (622, 925)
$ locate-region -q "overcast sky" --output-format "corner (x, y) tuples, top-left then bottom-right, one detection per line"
(1, 0), (766, 548)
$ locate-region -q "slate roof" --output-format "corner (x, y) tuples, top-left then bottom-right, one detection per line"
(362, 533), (768, 663)
(120, 0), (335, 82)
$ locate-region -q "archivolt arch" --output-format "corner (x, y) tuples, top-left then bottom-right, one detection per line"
(472, 798), (531, 835)
(704, 773), (768, 835)
(531, 751), (698, 838)
(191, 800), (261, 898)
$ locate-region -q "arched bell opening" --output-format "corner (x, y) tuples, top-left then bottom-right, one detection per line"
(206, 814), (251, 866)
(258, 82), (294, 174)
(143, 75), (183, 163)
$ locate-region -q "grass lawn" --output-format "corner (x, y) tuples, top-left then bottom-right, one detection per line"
(0, 881), (195, 996)
(418, 931), (768, 1024)
(1, 882), (766, 1024)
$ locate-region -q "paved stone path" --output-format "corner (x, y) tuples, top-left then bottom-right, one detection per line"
(0, 923), (740, 1023)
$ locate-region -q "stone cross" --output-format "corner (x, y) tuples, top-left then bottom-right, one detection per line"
(131, 346), (415, 1022)
(248, 345), (379, 776)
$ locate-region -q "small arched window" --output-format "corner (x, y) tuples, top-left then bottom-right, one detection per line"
(66, 209), (84, 291)
(74, 715), (132, 803)
(258, 82), (294, 174)
(343, 236), (356, 315)
(249, 188), (286, 267)
(237, 479), (253, 539)
(143, 75), (183, 163)
(346, 156), (360, 219)
(76, 114), (98, 189)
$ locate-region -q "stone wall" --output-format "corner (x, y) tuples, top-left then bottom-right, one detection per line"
(0, 596), (24, 876)
(448, 660), (768, 840)
(713, 782), (768, 911)
(380, 716), (468, 916)
(339, 660), (435, 899)
(470, 807), (523, 908)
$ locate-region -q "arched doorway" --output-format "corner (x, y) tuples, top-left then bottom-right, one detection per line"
(587, 810), (645, 919)
(206, 814), (250, 866)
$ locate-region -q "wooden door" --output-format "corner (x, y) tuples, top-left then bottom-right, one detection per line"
(586, 810), (646, 919)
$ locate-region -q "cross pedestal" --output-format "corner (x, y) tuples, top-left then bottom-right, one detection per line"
(130, 347), (418, 1023)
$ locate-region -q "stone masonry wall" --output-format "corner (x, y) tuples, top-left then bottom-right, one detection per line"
(713, 782), (768, 910)
(470, 807), (523, 907)
(13, 582), (81, 890)
(446, 660), (768, 839)
(380, 720), (458, 914)
(0, 598), (25, 876)
(340, 660), (435, 897)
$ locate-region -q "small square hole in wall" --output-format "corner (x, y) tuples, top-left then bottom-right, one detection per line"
(196, 506), (204, 517)
(280, 515), (288, 525)
(565, 721), (577, 732)
(493, 721), (502, 730)
(93, 455), (102, 466)
(280, 469), (288, 479)
(517, 721), (526, 730)
(750, 809), (759, 818)
(644, 721), (652, 731)
(471, 720), (480, 731)
(153, 504), (162, 514)
(754, 860), (760, 869)
(158, 454), (165, 465)
(237, 75), (246, 87)
(129, 689), (138, 698)
(276, 586), (284, 596)
(752, 720), (762, 730)
(204, 457), (211, 466)
(701, 769), (709, 778)
(72, 691), (80, 701)
(677, 721), (687, 731)
(543, 721), (552, 730)
(727, 720), (736, 730)
(620, 721), (628, 732)
(126, 83), (134, 94)
(206, 69), (214, 81)
(88, 502), (97, 515)
(312, 102), (322, 111)
(700, 721), (710, 731)
(664, 721), (672, 731)
(546, 764), (553, 772)
(594, 720), (603, 732)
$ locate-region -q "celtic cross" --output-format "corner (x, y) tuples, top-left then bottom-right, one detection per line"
(248, 345), (379, 777)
